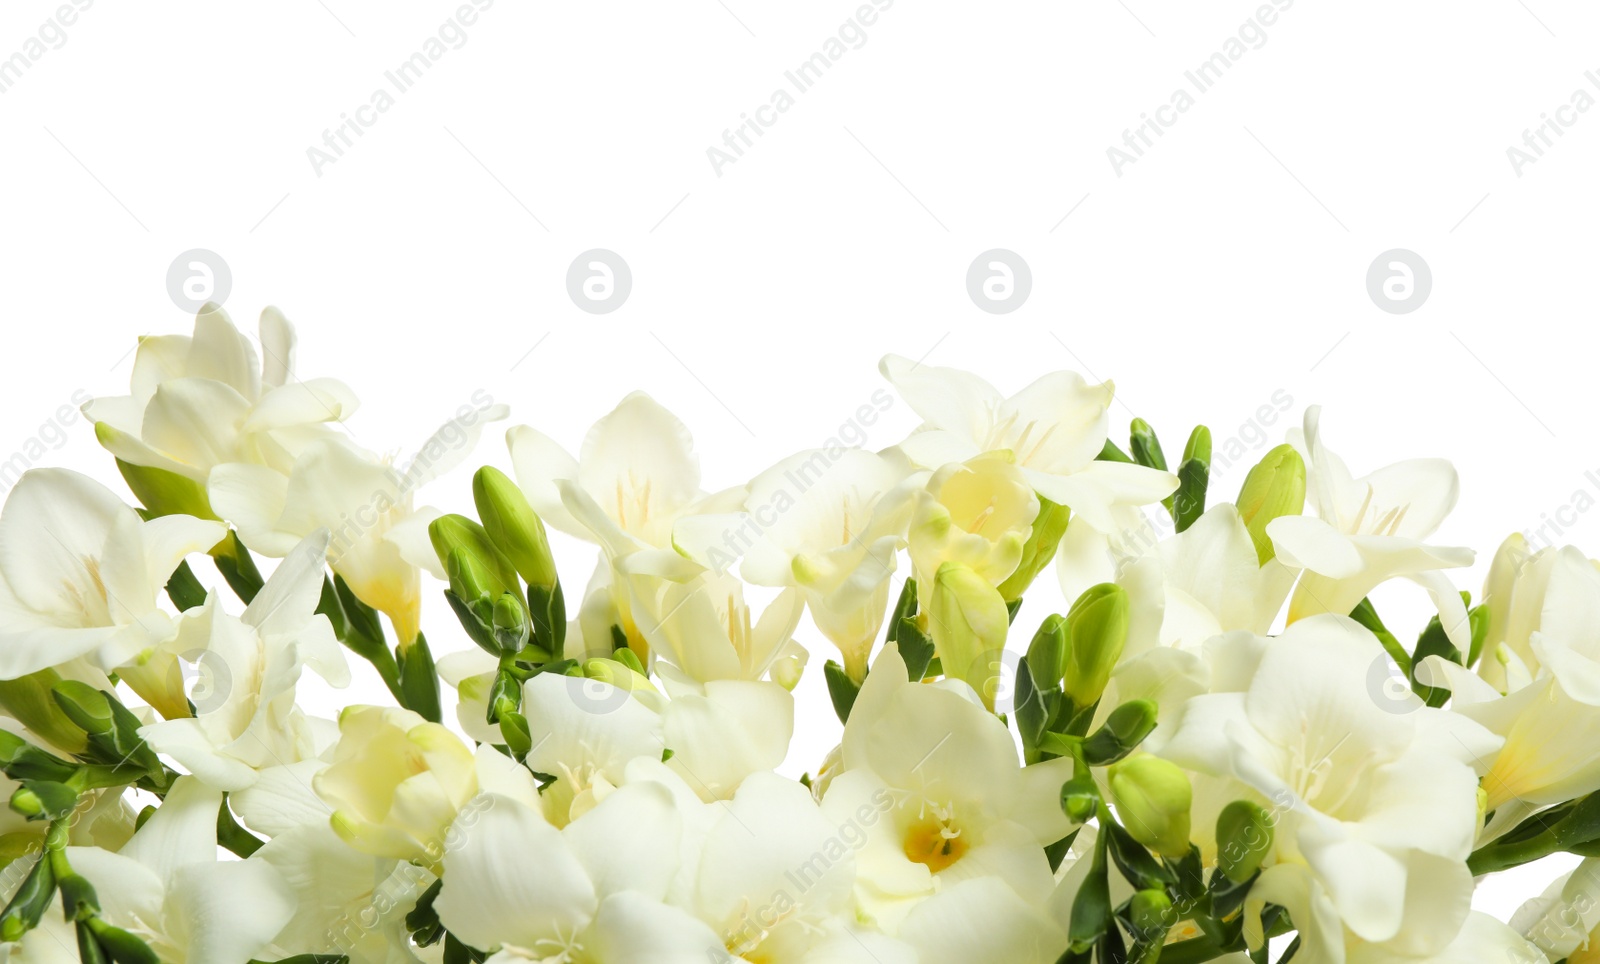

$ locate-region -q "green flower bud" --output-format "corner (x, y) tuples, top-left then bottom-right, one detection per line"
(1081, 699), (1158, 766)
(0, 851), (54, 941)
(1060, 773), (1101, 824)
(1215, 800), (1275, 883)
(86, 918), (161, 964)
(49, 681), (115, 739)
(431, 515), (520, 604)
(1168, 425), (1213, 533)
(1129, 888), (1174, 942)
(472, 467), (558, 590)
(930, 563), (1012, 711)
(998, 497), (1072, 603)
(1025, 614), (1069, 690)
(582, 657), (657, 697)
(1182, 424), (1212, 466)
(491, 592), (531, 655)
(1129, 418), (1167, 471)
(1109, 755), (1192, 859)
(1236, 443), (1306, 565)
(10, 781), (77, 822)
(1063, 583), (1129, 708)
(0, 671), (89, 754)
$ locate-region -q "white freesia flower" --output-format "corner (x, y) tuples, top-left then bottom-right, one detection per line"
(673, 771), (858, 961)
(818, 645), (1075, 935)
(624, 566), (804, 687)
(507, 392), (726, 551)
(140, 530), (347, 789)
(435, 784), (721, 963)
(0, 468), (224, 694)
(83, 305), (358, 487)
(1267, 406), (1474, 649)
(1420, 543), (1600, 837)
(508, 394), (740, 659)
(1162, 615), (1501, 959)
(878, 354), (1177, 536)
(311, 704), (534, 871)
(210, 400), (505, 644)
(907, 453), (1039, 599)
(674, 447), (913, 681)
(26, 778), (298, 964)
(256, 822), (438, 964)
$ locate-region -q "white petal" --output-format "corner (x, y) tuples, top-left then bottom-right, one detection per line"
(878, 354), (1003, 449)
(435, 793), (598, 951)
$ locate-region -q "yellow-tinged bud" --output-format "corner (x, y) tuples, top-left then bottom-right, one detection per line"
(930, 562), (1011, 711)
(1062, 583), (1129, 708)
(581, 658), (658, 697)
(313, 706), (478, 870)
(909, 453), (1039, 601)
(998, 497), (1070, 603)
(1236, 444), (1306, 565)
(473, 467), (558, 590)
(1109, 754), (1193, 859)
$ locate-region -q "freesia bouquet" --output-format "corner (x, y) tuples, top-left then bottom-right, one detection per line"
(1, 306), (1595, 964)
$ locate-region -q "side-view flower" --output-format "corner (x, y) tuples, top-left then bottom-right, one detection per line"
(0, 310), (1584, 964)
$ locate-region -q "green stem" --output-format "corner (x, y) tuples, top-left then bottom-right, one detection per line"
(1468, 827), (1560, 875)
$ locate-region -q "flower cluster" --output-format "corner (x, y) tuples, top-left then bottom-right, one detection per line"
(0, 307), (1594, 963)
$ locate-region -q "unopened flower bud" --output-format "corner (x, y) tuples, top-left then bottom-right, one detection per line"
(1060, 773), (1101, 824)
(1236, 444), (1306, 565)
(1109, 755), (1193, 859)
(1063, 583), (1129, 708)
(998, 497), (1071, 603)
(1081, 699), (1158, 766)
(1215, 800), (1275, 883)
(1129, 889), (1173, 942)
(930, 563), (1011, 711)
(473, 467), (558, 590)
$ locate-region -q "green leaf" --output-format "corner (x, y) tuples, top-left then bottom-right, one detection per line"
(1098, 439), (1134, 463)
(824, 661), (861, 724)
(213, 531), (265, 604)
(165, 560), (208, 612)
(1013, 658), (1047, 757)
(217, 795), (265, 858)
(1349, 598), (1411, 676)
(397, 634), (442, 723)
(896, 618), (935, 682)
(1105, 819), (1177, 891)
(1067, 819), (1112, 951)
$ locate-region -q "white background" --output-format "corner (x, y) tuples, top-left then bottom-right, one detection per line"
(3, 0), (1597, 931)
